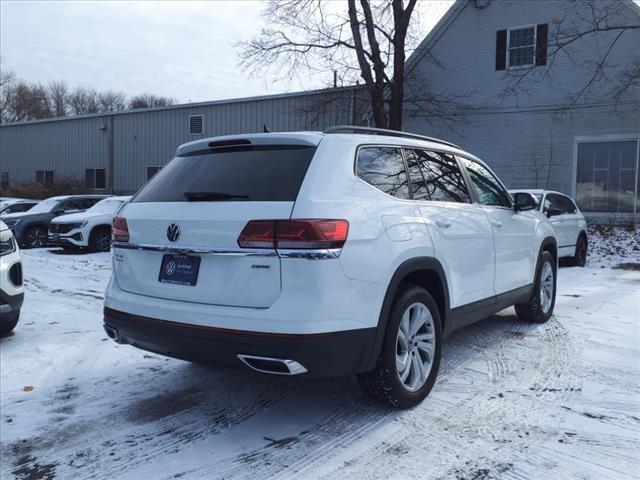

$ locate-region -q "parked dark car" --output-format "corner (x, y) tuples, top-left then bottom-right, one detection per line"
(0, 195), (109, 248)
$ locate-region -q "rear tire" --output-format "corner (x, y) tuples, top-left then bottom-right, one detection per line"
(571, 235), (587, 267)
(90, 226), (112, 252)
(358, 284), (442, 409)
(515, 251), (556, 323)
(0, 310), (20, 336)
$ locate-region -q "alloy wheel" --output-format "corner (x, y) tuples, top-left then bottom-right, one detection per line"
(539, 261), (554, 314)
(27, 227), (47, 248)
(395, 302), (436, 392)
(95, 231), (111, 251)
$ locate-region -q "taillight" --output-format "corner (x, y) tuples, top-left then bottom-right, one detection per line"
(237, 220), (276, 248)
(237, 219), (349, 249)
(112, 216), (130, 243)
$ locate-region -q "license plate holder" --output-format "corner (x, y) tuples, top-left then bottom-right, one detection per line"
(158, 254), (201, 286)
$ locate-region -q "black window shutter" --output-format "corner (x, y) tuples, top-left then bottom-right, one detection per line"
(496, 29), (507, 70)
(536, 23), (548, 66)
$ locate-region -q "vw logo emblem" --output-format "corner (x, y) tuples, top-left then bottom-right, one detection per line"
(165, 261), (177, 276)
(167, 223), (181, 242)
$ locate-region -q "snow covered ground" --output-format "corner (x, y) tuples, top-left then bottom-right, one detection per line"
(1, 227), (639, 480)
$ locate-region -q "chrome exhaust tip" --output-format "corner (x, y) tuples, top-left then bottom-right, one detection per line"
(103, 325), (126, 344)
(237, 354), (308, 376)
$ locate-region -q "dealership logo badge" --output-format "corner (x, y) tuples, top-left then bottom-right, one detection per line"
(167, 223), (181, 242)
(165, 261), (177, 276)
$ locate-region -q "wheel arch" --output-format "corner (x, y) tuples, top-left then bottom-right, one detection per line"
(89, 223), (112, 237)
(540, 235), (558, 264)
(365, 257), (450, 371)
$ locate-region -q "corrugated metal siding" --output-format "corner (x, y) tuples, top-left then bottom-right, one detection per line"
(0, 87), (366, 193)
(0, 115), (110, 186)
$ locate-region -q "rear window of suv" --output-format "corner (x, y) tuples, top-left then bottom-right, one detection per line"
(133, 145), (316, 203)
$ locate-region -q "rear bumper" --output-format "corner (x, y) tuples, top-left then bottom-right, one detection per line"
(103, 307), (376, 378)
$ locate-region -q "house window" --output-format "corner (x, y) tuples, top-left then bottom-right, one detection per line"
(496, 24), (547, 70)
(85, 168), (106, 189)
(0, 172), (8, 189)
(36, 170), (55, 188)
(146, 166), (162, 180)
(189, 115), (204, 135)
(576, 139), (640, 213)
(508, 26), (535, 67)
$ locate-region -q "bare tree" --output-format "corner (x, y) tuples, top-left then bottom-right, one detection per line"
(1, 80), (51, 123)
(68, 86), (100, 115)
(48, 81), (68, 117)
(129, 93), (175, 109)
(99, 90), (127, 112)
(502, 0), (640, 108)
(238, 0), (427, 130)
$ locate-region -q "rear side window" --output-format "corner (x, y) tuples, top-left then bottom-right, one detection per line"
(356, 147), (410, 199)
(133, 145), (316, 203)
(405, 149), (471, 203)
(545, 193), (577, 214)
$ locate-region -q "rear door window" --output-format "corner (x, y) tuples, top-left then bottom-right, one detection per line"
(405, 149), (471, 203)
(133, 145), (316, 203)
(545, 193), (577, 214)
(356, 147), (410, 199)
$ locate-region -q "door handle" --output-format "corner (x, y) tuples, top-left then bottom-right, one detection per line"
(435, 219), (452, 228)
(490, 219), (502, 227)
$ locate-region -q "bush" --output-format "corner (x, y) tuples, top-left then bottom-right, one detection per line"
(0, 177), (89, 200)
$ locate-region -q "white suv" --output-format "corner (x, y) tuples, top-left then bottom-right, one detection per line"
(510, 189), (588, 267)
(49, 196), (131, 252)
(1, 221), (24, 336)
(103, 127), (558, 408)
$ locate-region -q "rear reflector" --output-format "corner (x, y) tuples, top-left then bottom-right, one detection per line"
(112, 216), (130, 243)
(238, 219), (349, 249)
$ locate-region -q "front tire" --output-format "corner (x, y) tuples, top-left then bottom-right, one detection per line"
(515, 251), (556, 323)
(358, 285), (442, 409)
(0, 310), (20, 336)
(24, 226), (48, 248)
(89, 227), (112, 252)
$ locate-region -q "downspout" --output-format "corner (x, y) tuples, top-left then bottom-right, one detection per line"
(107, 114), (114, 193)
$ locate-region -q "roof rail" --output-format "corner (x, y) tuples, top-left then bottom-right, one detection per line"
(323, 125), (461, 150)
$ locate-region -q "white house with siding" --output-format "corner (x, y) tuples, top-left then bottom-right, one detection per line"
(403, 0), (640, 221)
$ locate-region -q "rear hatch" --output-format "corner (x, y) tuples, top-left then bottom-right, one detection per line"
(114, 138), (318, 308)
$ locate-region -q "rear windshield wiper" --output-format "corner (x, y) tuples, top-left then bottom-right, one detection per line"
(184, 191), (250, 201)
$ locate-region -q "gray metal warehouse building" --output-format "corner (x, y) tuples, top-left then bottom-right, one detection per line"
(1, 0), (639, 221)
(0, 86), (367, 194)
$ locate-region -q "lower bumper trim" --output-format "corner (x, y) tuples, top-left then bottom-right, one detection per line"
(103, 307), (376, 378)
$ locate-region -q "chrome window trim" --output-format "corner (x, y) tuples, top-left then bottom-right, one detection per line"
(112, 242), (278, 257)
(112, 242), (342, 259)
(277, 248), (342, 260)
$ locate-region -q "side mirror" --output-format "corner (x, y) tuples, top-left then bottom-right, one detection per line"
(513, 192), (538, 212)
(52, 208), (65, 215)
(545, 207), (563, 218)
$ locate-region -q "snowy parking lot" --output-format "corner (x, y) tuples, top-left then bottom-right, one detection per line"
(1, 228), (639, 480)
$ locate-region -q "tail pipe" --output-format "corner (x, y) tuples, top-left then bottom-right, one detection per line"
(237, 354), (307, 376)
(103, 325), (126, 344)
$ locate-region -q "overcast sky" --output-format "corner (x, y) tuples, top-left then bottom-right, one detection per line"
(0, 0), (452, 104)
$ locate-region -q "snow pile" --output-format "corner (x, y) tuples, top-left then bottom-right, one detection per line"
(587, 223), (640, 268)
(1, 241), (639, 480)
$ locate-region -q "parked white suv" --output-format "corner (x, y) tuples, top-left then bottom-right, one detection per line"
(1, 221), (24, 336)
(104, 127), (558, 408)
(49, 196), (131, 252)
(510, 189), (588, 266)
